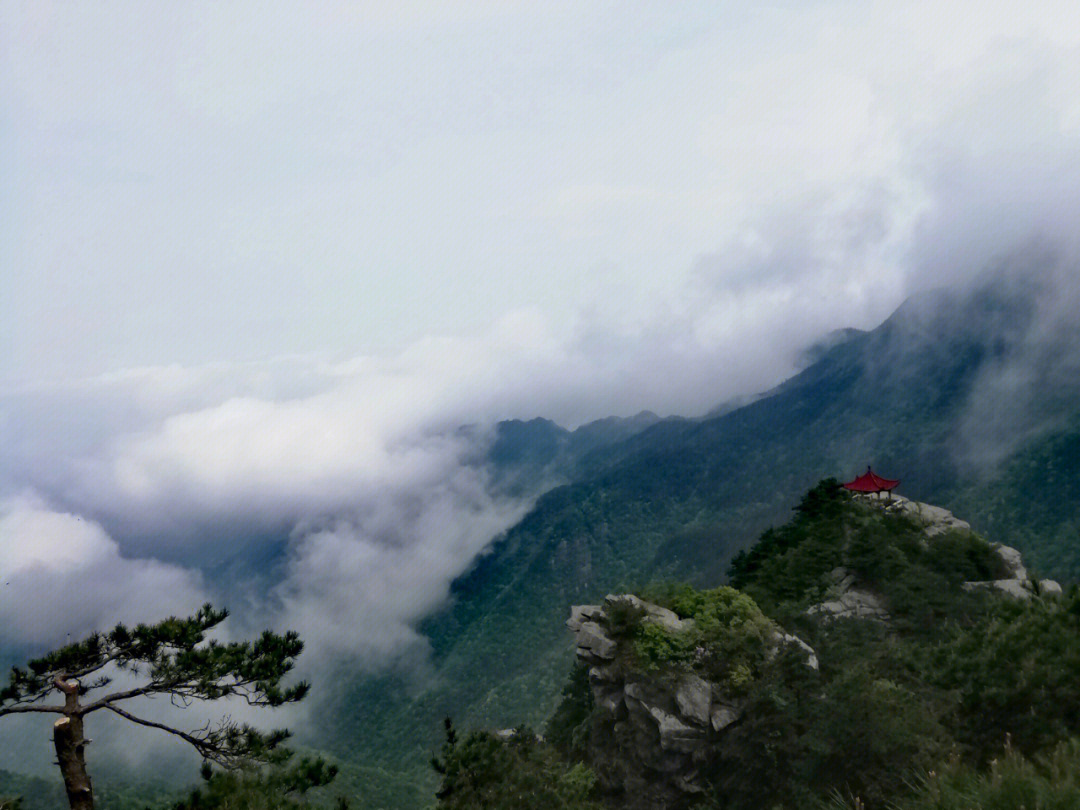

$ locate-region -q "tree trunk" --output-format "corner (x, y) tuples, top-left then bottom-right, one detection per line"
(52, 677), (93, 810)
(53, 716), (93, 810)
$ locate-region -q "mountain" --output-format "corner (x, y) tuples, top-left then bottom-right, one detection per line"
(327, 265), (1080, 807)
(481, 411), (666, 496)
(435, 488), (1080, 810)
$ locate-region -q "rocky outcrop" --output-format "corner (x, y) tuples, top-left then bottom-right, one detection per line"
(807, 567), (890, 621)
(775, 632), (820, 669)
(806, 495), (977, 622)
(855, 493), (973, 536)
(884, 495), (972, 537)
(962, 543), (1062, 598)
(995, 545), (1027, 580)
(563, 502), (1061, 807)
(566, 594), (815, 809)
(829, 497), (1062, 606)
(1040, 580), (1064, 596)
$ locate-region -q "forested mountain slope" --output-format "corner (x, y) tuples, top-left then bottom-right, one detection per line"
(326, 268), (1080, 807)
(435, 485), (1080, 810)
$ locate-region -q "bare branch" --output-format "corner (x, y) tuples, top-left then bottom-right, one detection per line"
(79, 683), (161, 714)
(0, 690), (57, 711)
(0, 704), (66, 716)
(102, 704), (220, 760)
(100, 704), (285, 770)
(170, 692), (194, 709)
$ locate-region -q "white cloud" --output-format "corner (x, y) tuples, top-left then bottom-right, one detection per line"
(3, 0), (1080, 673)
(0, 494), (206, 646)
(275, 472), (532, 666)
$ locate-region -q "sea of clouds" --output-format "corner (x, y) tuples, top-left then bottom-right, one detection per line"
(2, 8), (1080, 776)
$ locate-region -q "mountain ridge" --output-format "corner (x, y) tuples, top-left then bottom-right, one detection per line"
(316, 268), (1080, 806)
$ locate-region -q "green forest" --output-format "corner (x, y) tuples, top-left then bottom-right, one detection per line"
(6, 482), (1080, 809)
(429, 482), (1080, 809)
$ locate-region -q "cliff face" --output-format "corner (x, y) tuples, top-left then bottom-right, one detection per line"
(566, 593), (816, 809)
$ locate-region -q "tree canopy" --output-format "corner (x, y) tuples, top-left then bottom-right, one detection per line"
(0, 605), (314, 810)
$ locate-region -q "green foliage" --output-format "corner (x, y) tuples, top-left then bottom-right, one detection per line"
(0, 604), (309, 769)
(544, 665), (594, 760)
(632, 623), (700, 672)
(0, 769), (180, 810)
(432, 719), (602, 810)
(960, 421), (1080, 582)
(631, 585), (775, 691)
(727, 479), (851, 591)
(727, 489), (1005, 635)
(702, 485), (1080, 807)
(512, 485), (1080, 810)
(881, 739), (1080, 810)
(713, 650), (947, 810)
(171, 757), (340, 810)
(602, 600), (646, 640)
(924, 589), (1080, 762)
(1, 605), (309, 712)
(0, 771), (65, 810)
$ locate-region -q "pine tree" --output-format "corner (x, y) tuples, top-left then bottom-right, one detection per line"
(0, 605), (310, 810)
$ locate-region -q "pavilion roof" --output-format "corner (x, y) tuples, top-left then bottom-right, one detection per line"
(843, 467), (900, 493)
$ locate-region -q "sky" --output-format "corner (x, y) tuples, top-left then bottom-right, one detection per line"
(5, 1), (1079, 387)
(3, 1), (1080, 755)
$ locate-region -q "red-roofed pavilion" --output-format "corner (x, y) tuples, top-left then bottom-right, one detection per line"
(843, 466), (900, 497)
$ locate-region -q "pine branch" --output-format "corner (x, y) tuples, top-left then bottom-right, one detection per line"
(102, 704), (288, 768)
(0, 704), (65, 716)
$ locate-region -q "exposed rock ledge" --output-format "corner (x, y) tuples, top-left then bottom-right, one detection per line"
(818, 497), (1062, 614)
(567, 594), (816, 809)
(962, 543), (1062, 598)
(879, 497), (1061, 599)
(880, 494), (972, 537)
(807, 567), (890, 621)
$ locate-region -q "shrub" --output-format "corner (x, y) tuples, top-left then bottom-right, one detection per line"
(632, 585), (775, 692)
(925, 591), (1080, 761)
(714, 655), (946, 810)
(432, 720), (603, 810)
(882, 739), (1080, 810)
(545, 664), (595, 760)
(604, 598), (647, 640)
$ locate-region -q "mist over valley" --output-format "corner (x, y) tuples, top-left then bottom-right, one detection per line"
(4, 3), (1080, 808)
